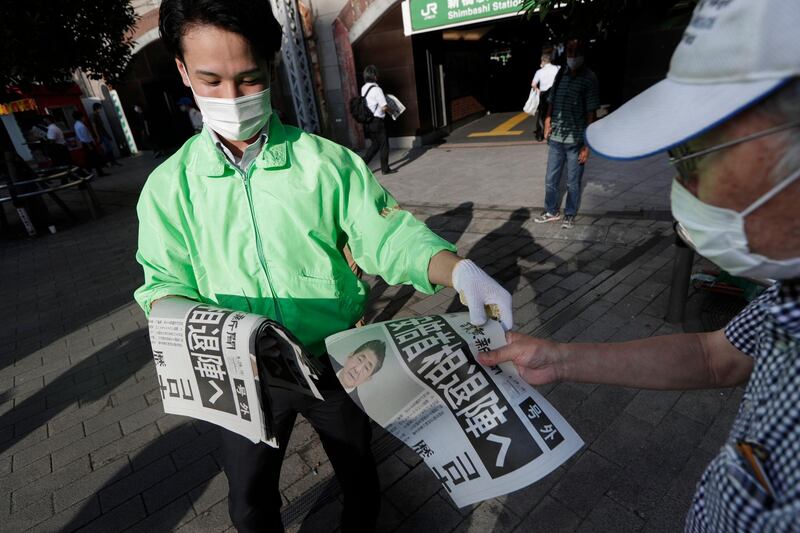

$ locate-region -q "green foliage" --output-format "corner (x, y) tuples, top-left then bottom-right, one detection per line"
(0, 0), (138, 90)
(520, 0), (697, 39)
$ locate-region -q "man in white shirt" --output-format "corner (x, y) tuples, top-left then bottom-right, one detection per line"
(531, 53), (560, 141)
(72, 111), (108, 176)
(360, 65), (396, 175)
(43, 115), (70, 166)
(178, 96), (204, 134)
(44, 116), (66, 145)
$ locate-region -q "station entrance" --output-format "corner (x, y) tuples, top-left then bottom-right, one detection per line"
(412, 15), (547, 129)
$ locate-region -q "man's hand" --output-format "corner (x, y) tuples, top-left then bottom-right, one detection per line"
(478, 331), (565, 385)
(543, 117), (551, 140)
(578, 145), (590, 164)
(452, 259), (513, 330)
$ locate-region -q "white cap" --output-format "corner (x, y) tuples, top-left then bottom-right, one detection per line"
(586, 0), (800, 160)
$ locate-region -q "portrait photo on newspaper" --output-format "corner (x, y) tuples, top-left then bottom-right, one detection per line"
(325, 312), (583, 508)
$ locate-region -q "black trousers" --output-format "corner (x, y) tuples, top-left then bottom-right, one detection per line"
(220, 361), (380, 533)
(80, 142), (105, 173)
(535, 89), (551, 141)
(362, 117), (390, 173)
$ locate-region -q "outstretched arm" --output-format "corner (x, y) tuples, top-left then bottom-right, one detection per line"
(478, 329), (753, 390)
(428, 250), (514, 331)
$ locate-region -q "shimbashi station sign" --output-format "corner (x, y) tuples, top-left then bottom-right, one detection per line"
(402, 0), (524, 35)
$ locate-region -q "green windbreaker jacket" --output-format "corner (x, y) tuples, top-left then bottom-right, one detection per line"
(134, 117), (456, 355)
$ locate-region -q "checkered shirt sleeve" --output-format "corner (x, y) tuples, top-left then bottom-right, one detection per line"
(724, 284), (780, 357)
(687, 281), (800, 532)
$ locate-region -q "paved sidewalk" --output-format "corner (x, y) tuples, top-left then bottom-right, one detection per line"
(0, 146), (741, 532)
(369, 145), (672, 215)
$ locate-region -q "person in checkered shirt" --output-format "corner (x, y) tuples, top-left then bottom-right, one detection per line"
(479, 1), (800, 530)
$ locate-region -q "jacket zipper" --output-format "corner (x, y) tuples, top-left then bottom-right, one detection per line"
(237, 165), (284, 322)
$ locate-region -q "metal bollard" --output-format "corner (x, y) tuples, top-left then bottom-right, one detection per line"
(666, 233), (695, 323)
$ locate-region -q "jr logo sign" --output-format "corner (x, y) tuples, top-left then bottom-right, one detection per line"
(420, 2), (438, 19)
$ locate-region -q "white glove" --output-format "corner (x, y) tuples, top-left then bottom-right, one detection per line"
(452, 259), (513, 330)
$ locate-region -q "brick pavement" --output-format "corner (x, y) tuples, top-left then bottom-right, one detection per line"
(0, 148), (742, 532)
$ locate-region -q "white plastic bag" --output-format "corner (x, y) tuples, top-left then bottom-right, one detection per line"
(523, 89), (539, 116)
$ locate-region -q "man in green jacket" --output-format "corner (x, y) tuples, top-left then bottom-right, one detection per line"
(135, 2), (513, 531)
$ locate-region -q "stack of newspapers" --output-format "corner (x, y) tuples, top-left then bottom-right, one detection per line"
(147, 300), (583, 507)
(147, 298), (323, 447)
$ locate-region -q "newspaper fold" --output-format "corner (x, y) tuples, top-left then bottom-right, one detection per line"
(148, 298), (323, 446)
(325, 312), (583, 508)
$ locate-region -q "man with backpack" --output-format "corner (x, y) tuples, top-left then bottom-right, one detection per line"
(357, 65), (396, 175)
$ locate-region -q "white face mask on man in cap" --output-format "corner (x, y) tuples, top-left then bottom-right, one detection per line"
(584, 0), (800, 280)
(566, 56), (584, 71)
(668, 119), (800, 280)
(672, 166), (800, 280)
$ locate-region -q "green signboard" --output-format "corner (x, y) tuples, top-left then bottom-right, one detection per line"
(402, 0), (525, 35)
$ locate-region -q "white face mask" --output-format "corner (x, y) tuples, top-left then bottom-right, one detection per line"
(670, 167), (800, 280)
(185, 71), (272, 141)
(566, 56), (584, 70)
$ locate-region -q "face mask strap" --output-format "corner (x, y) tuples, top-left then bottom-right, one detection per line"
(742, 166), (800, 217)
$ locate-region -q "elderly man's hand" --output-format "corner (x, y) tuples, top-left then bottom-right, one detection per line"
(477, 331), (565, 385)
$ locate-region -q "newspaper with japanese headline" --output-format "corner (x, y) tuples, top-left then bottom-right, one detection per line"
(325, 312), (583, 508)
(148, 298), (323, 447)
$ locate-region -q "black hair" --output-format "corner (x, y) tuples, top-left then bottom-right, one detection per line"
(159, 0), (283, 61)
(363, 65), (379, 83)
(566, 36), (587, 54)
(72, 111), (83, 121)
(352, 339), (386, 374)
(92, 103), (102, 110)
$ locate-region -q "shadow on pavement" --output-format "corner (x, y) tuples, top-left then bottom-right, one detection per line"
(58, 421), (224, 533)
(387, 146), (432, 173)
(365, 202), (475, 324)
(445, 207), (546, 320)
(0, 330), (151, 458)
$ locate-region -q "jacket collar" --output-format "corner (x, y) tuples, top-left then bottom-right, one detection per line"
(188, 116), (289, 177)
(771, 280), (800, 337)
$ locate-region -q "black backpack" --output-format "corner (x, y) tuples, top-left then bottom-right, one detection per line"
(349, 85), (376, 124)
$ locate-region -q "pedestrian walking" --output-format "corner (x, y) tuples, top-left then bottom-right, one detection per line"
(135, 2), (513, 532)
(178, 96), (203, 133)
(72, 111), (108, 176)
(531, 52), (559, 141)
(131, 103), (165, 157)
(481, 1), (800, 530)
(360, 65), (396, 175)
(534, 38), (599, 229)
(92, 103), (121, 166)
(43, 115), (70, 167)
(129, 103), (150, 149)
